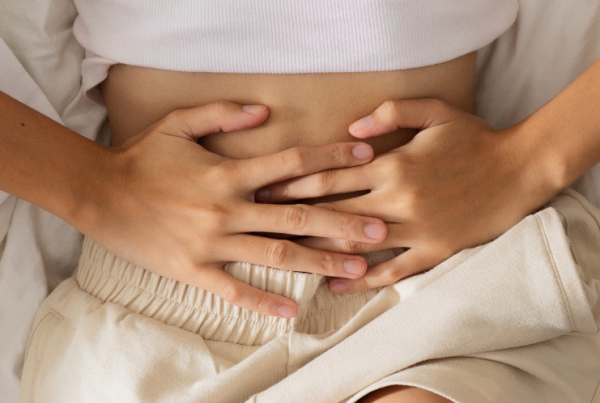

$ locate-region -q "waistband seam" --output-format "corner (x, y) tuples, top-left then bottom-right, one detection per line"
(86, 266), (377, 326)
(80, 266), (298, 329)
(304, 289), (380, 320)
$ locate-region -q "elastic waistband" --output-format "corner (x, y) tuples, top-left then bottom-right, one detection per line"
(75, 238), (401, 346)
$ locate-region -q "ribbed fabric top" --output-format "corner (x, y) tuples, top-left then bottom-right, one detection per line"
(73, 0), (518, 103)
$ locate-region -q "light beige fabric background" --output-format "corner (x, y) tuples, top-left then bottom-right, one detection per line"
(18, 190), (600, 403)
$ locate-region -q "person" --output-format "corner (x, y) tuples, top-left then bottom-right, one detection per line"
(11, 1), (600, 402)
(0, 92), (386, 318)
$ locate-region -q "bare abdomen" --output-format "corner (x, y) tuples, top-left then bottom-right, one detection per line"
(102, 52), (477, 160)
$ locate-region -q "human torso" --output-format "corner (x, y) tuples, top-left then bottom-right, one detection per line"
(103, 52), (477, 159)
(76, 0), (518, 157)
(79, 0), (517, 203)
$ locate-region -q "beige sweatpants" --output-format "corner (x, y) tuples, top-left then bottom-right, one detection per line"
(18, 189), (600, 403)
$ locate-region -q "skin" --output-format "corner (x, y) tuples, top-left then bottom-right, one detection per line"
(100, 53), (477, 315)
(100, 56), (600, 402)
(0, 95), (451, 403)
(4, 51), (599, 402)
(99, 55), (476, 402)
(260, 58), (600, 402)
(103, 53), (476, 154)
(358, 386), (453, 403)
(262, 59), (600, 297)
(0, 95), (390, 318)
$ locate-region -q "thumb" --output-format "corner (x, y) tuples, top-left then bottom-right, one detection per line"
(348, 99), (458, 139)
(157, 101), (269, 141)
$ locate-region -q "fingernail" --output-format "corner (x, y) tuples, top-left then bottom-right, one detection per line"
(344, 258), (366, 275)
(349, 115), (373, 133)
(330, 280), (349, 294)
(277, 305), (296, 318)
(243, 105), (267, 115)
(352, 144), (373, 160)
(365, 223), (386, 240)
(255, 187), (270, 203)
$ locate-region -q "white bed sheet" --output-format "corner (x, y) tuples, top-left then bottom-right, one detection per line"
(0, 1), (107, 402)
(474, 0), (600, 205)
(0, 0), (599, 402)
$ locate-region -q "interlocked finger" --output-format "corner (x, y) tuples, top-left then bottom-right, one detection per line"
(349, 98), (457, 139)
(238, 142), (374, 190)
(314, 192), (400, 223)
(294, 223), (410, 254)
(328, 248), (441, 294)
(236, 203), (387, 244)
(223, 234), (369, 279)
(257, 164), (377, 203)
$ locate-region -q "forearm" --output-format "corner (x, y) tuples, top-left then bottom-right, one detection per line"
(518, 58), (600, 192)
(0, 90), (107, 225)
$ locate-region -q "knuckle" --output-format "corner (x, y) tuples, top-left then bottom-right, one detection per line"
(207, 162), (241, 191)
(425, 98), (452, 118)
(402, 191), (418, 211)
(208, 162), (227, 179)
(216, 161), (239, 184)
(255, 294), (273, 314)
(282, 147), (307, 173)
(337, 215), (356, 239)
(165, 108), (184, 123)
(220, 283), (241, 303)
(357, 276), (371, 291)
(266, 240), (291, 268)
(340, 240), (364, 254)
(390, 155), (406, 171)
(384, 267), (403, 284)
(212, 100), (230, 117)
(206, 101), (234, 129)
(380, 99), (401, 117)
(378, 156), (404, 180)
(398, 196), (419, 220)
(198, 203), (229, 231)
(314, 170), (336, 192)
(284, 205), (309, 233)
(319, 252), (336, 274)
(329, 145), (348, 166)
(161, 109), (189, 132)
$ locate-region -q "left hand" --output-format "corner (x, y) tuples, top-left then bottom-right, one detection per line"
(255, 99), (556, 294)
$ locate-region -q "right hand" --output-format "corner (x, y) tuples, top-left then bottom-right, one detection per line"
(82, 101), (386, 318)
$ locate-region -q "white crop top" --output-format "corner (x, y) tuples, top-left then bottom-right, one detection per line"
(73, 0), (519, 104)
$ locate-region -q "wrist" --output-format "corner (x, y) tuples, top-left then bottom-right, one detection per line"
(0, 91), (117, 232)
(510, 59), (600, 196)
(514, 114), (591, 198)
(64, 144), (122, 237)
(496, 121), (564, 210)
